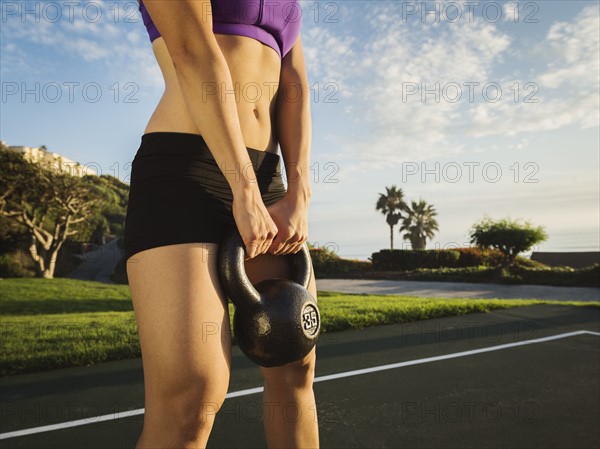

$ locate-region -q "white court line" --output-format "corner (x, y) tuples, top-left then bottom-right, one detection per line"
(1, 329), (599, 440)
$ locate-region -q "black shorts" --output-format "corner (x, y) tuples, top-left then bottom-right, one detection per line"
(123, 132), (287, 262)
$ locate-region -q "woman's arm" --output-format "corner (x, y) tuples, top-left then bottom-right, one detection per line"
(142, 0), (257, 196)
(266, 35), (313, 255)
(142, 0), (279, 259)
(276, 34), (313, 201)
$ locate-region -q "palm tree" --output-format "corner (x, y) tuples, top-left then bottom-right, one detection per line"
(401, 199), (439, 250)
(376, 185), (407, 250)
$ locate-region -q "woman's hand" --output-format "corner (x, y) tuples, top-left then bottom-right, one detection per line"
(265, 190), (311, 255)
(232, 185), (279, 260)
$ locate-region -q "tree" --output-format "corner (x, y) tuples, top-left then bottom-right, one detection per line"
(400, 199), (439, 250)
(86, 174), (129, 241)
(376, 185), (407, 250)
(470, 216), (548, 266)
(0, 148), (107, 278)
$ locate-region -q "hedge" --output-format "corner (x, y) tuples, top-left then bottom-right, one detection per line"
(371, 247), (505, 271)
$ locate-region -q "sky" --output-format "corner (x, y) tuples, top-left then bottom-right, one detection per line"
(1, 0), (599, 260)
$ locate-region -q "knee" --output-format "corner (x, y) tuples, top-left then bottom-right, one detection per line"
(165, 377), (228, 422)
(262, 348), (316, 390)
(145, 376), (229, 442)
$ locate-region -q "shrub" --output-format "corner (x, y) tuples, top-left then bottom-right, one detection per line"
(508, 263), (600, 287)
(370, 249), (461, 270)
(451, 247), (505, 267)
(410, 265), (497, 282)
(53, 246), (85, 278)
(470, 217), (548, 266)
(308, 245), (372, 277)
(0, 251), (35, 278)
(386, 264), (599, 287)
(513, 256), (547, 268)
(309, 247), (340, 276)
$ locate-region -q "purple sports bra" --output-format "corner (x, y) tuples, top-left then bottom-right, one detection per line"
(138, 0), (302, 59)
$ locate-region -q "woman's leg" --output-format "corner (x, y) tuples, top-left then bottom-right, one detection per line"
(126, 242), (232, 449)
(245, 253), (320, 449)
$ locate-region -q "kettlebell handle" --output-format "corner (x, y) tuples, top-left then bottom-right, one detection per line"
(217, 227), (313, 308)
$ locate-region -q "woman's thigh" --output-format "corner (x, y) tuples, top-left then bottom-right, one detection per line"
(126, 242), (232, 421)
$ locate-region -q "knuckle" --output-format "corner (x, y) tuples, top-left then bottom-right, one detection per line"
(278, 231), (292, 242)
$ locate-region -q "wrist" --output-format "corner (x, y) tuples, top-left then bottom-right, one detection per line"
(284, 163), (311, 186)
(230, 178), (260, 197)
(286, 181), (312, 201)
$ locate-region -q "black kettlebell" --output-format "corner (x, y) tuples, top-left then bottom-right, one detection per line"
(217, 227), (320, 367)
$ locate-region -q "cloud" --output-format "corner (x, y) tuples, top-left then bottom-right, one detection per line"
(4, 1), (598, 160)
(301, 25), (357, 99)
(0, 40), (33, 75)
(300, 3), (599, 175)
(302, 3), (514, 172)
(468, 5), (600, 136)
(2, 2), (163, 88)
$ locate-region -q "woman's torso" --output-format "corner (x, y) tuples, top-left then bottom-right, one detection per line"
(144, 26), (282, 154)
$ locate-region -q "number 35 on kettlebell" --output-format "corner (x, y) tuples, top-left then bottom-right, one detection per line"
(217, 228), (321, 367)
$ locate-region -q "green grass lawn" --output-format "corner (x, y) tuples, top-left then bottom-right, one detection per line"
(1, 278), (598, 377)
